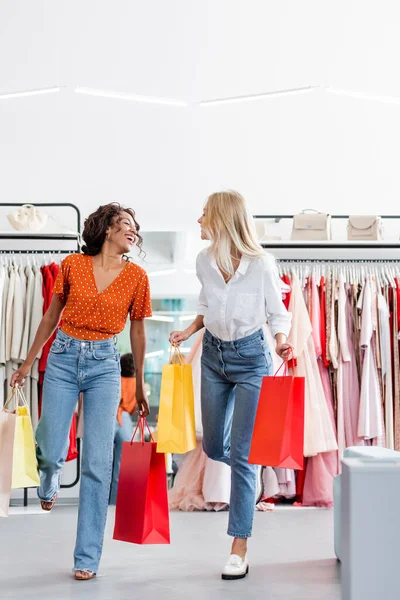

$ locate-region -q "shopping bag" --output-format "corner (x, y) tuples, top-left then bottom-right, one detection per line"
(156, 346), (196, 454)
(113, 418), (170, 545)
(248, 364), (305, 470)
(10, 389), (40, 489)
(0, 393), (17, 517)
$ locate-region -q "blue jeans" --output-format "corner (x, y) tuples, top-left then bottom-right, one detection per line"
(109, 411), (134, 505)
(201, 328), (272, 539)
(35, 329), (121, 573)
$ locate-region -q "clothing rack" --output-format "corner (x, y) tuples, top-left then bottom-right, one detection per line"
(0, 203), (82, 507)
(0, 203), (81, 252)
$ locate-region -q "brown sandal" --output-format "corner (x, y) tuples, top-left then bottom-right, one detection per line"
(40, 494), (58, 512)
(74, 570), (96, 581)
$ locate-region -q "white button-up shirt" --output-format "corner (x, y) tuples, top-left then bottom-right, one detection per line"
(196, 249), (292, 342)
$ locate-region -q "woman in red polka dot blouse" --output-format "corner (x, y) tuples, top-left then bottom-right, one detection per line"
(11, 203), (152, 580)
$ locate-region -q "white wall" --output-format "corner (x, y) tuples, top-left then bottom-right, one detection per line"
(2, 0), (400, 242)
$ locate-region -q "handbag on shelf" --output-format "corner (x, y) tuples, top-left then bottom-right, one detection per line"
(254, 219), (282, 242)
(347, 215), (383, 241)
(291, 209), (331, 241)
(7, 204), (48, 233)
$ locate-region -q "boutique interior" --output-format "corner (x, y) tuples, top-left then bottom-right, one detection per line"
(1, 3), (400, 600)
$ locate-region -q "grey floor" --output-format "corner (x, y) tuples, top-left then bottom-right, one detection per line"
(0, 505), (340, 600)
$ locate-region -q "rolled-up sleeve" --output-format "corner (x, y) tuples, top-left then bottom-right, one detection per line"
(264, 257), (292, 337)
(196, 255), (208, 317)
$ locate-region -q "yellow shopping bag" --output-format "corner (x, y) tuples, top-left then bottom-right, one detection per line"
(10, 389), (40, 489)
(156, 346), (196, 454)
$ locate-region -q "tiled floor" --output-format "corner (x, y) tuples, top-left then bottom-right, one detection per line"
(0, 505), (340, 599)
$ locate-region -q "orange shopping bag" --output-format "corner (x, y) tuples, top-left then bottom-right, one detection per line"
(248, 363), (305, 470)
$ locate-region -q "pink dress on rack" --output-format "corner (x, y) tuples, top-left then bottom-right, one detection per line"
(341, 278), (364, 454)
(288, 274), (338, 457)
(302, 275), (338, 507)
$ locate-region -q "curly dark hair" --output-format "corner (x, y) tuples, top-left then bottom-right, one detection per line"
(120, 353), (136, 377)
(81, 203), (143, 257)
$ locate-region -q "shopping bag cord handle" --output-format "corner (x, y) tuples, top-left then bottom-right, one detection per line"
(131, 416), (155, 445)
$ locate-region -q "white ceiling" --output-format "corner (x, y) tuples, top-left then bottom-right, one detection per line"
(0, 0), (400, 240)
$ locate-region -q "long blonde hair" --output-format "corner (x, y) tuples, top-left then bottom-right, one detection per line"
(203, 190), (264, 277)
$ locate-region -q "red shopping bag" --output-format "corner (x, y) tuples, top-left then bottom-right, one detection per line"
(248, 364), (305, 470)
(113, 418), (170, 545)
(66, 413), (78, 462)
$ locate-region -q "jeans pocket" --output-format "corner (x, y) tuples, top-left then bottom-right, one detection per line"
(235, 340), (266, 361)
(92, 348), (118, 361)
(50, 341), (67, 355)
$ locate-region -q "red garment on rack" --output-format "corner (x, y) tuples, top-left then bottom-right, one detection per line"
(282, 274), (291, 310)
(396, 278), (400, 330)
(39, 263), (59, 373)
(66, 413), (78, 461)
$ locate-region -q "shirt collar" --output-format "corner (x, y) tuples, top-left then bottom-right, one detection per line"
(210, 255), (251, 278)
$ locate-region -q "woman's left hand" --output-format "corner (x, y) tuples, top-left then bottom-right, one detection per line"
(136, 388), (150, 418)
(275, 343), (293, 360)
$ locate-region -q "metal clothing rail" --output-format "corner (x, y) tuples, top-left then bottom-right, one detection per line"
(0, 203), (82, 507)
(277, 258), (400, 263)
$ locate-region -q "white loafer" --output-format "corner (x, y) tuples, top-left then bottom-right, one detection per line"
(221, 554), (249, 580)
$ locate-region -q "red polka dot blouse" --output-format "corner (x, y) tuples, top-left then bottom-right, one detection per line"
(53, 254), (152, 340)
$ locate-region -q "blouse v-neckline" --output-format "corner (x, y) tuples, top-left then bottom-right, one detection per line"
(90, 256), (128, 295)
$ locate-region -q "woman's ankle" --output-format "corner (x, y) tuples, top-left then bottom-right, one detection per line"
(231, 537), (248, 558)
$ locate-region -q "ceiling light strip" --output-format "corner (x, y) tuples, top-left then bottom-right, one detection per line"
(0, 87), (61, 100)
(146, 316), (175, 323)
(198, 86), (320, 106)
(145, 350), (165, 359)
(325, 86), (400, 105)
(148, 269), (177, 277)
(74, 87), (188, 107)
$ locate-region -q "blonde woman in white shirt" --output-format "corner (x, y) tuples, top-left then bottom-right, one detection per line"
(170, 191), (292, 581)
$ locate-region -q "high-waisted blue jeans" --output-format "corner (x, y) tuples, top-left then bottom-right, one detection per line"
(201, 328), (272, 538)
(35, 329), (121, 573)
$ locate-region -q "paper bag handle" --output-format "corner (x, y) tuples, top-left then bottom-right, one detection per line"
(169, 344), (184, 365)
(3, 385), (29, 412)
(131, 416), (155, 445)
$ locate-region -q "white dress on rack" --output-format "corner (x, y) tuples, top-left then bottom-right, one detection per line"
(29, 265), (43, 431)
(5, 265), (15, 363)
(11, 264), (25, 362)
(358, 276), (384, 440)
(288, 273), (338, 456)
(19, 264), (35, 361)
(0, 265), (6, 407)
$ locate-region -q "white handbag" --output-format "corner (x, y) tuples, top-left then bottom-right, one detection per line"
(7, 204), (48, 233)
(254, 219), (282, 242)
(347, 216), (383, 241)
(291, 209), (332, 241)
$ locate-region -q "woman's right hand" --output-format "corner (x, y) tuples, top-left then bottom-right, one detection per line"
(169, 329), (191, 346)
(10, 363), (31, 388)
